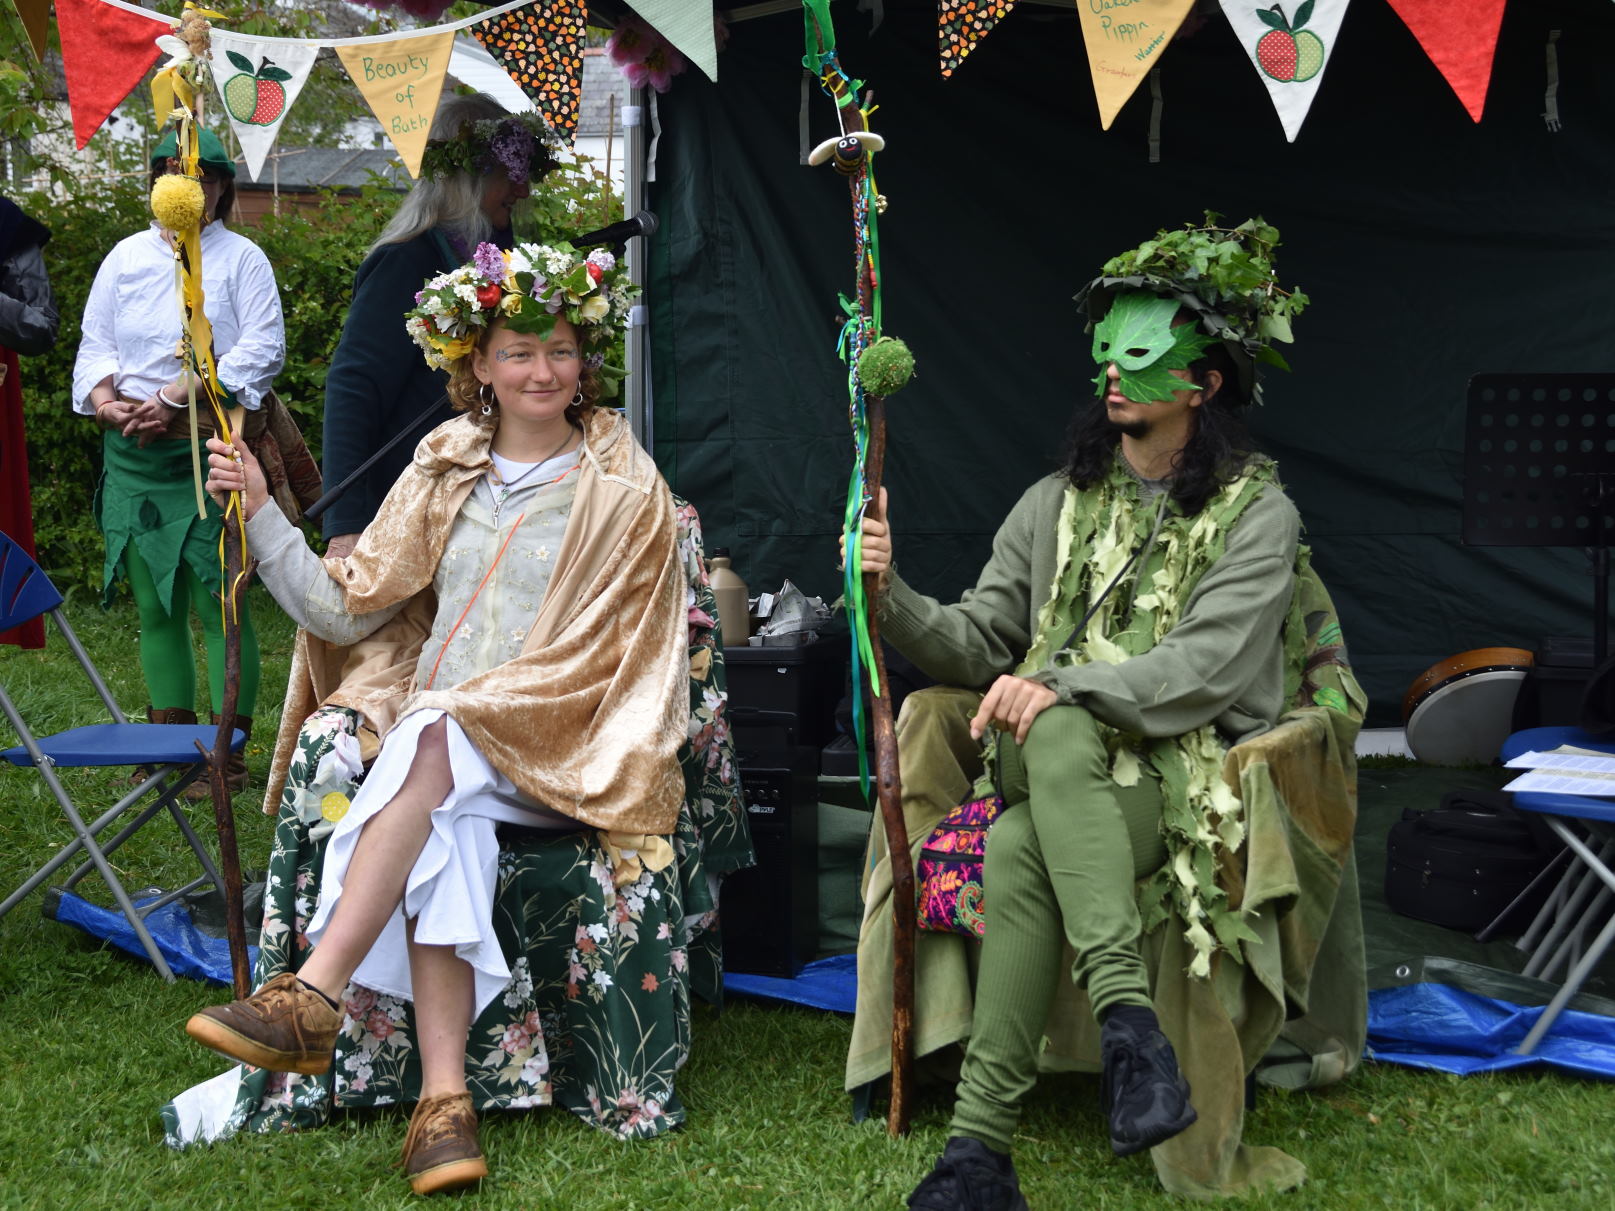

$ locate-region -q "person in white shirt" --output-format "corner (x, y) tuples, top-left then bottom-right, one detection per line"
(71, 129), (285, 789)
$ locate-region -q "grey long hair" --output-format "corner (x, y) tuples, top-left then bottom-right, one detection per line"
(368, 92), (512, 256)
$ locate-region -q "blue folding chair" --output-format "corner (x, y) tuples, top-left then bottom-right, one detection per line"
(0, 530), (243, 980)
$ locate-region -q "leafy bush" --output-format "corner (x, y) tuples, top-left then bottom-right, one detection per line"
(19, 156), (621, 593)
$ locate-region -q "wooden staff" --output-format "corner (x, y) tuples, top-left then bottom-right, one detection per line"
(197, 508), (252, 1000)
(805, 8), (914, 1137)
(175, 57), (253, 997)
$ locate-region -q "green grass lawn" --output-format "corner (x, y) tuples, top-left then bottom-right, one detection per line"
(5, 597), (1615, 1208)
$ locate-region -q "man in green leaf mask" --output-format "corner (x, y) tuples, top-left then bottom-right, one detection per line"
(845, 220), (1359, 1203)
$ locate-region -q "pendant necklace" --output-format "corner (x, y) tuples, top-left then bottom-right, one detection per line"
(489, 430), (577, 528)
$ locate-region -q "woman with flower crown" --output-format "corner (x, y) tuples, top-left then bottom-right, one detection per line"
(185, 239), (685, 1195)
(319, 92), (563, 560)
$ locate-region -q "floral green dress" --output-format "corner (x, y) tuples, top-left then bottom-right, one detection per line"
(162, 499), (750, 1145)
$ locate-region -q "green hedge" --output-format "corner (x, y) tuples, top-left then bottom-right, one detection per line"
(19, 164), (619, 594)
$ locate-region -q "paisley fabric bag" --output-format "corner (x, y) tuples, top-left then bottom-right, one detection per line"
(914, 535), (1147, 938)
(916, 788), (1004, 937)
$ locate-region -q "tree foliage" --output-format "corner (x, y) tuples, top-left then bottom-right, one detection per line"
(18, 151), (621, 592)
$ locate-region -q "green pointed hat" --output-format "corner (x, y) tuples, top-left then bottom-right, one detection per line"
(1074, 214), (1308, 405)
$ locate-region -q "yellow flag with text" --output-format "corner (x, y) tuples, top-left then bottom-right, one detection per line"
(335, 30), (455, 177)
(1077, 0), (1195, 130)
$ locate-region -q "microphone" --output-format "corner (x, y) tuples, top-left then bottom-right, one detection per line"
(570, 209), (659, 250)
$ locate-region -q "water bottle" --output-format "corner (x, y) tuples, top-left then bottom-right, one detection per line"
(708, 548), (750, 647)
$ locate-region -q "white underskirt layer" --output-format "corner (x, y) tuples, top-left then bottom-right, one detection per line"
(305, 708), (583, 1017)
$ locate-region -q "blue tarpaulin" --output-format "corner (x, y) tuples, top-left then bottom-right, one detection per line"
(46, 888), (255, 987)
(723, 953), (857, 1014)
(1368, 976), (1615, 1080)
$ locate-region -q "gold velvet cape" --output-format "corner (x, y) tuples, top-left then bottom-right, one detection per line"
(264, 408), (689, 834)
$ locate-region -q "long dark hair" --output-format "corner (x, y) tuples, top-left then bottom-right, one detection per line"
(1060, 340), (1257, 516)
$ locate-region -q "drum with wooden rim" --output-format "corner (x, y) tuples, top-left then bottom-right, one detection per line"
(1402, 647), (1534, 765)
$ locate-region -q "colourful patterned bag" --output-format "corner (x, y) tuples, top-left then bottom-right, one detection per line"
(915, 789), (1004, 938)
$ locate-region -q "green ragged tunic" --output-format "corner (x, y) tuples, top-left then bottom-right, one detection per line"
(1012, 457), (1281, 977)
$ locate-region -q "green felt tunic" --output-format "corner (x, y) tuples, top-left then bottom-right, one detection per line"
(96, 432), (228, 612)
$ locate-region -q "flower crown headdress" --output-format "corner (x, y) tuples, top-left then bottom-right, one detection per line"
(405, 241), (637, 372)
(1074, 214), (1308, 405)
(419, 111), (563, 184)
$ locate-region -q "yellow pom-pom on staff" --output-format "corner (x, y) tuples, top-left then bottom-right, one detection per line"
(151, 173), (205, 233)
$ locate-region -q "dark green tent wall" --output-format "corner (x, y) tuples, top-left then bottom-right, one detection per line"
(647, 0), (1615, 725)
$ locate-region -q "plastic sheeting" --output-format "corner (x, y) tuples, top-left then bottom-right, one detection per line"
(1368, 956), (1615, 1079)
(724, 952), (857, 1014)
(44, 888), (257, 987)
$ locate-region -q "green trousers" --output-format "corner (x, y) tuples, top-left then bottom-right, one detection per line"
(950, 703), (1166, 1153)
(124, 541), (260, 717)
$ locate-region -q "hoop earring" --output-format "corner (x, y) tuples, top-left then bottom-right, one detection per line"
(571, 386), (585, 407)
(479, 383), (495, 417)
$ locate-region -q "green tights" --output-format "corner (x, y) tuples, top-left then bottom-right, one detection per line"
(123, 542), (260, 717)
(950, 703), (1166, 1153)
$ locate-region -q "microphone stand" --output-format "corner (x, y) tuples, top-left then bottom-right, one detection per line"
(302, 394), (448, 524)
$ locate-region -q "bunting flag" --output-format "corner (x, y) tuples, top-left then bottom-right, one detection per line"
(208, 33), (320, 182)
(472, 2), (586, 139)
(335, 29), (455, 176)
(625, 0), (719, 83)
(1385, 0), (1505, 122)
(1076, 0), (1196, 129)
(1221, 0), (1351, 141)
(56, 0), (169, 149)
(10, 0), (51, 61)
(938, 1), (1016, 80)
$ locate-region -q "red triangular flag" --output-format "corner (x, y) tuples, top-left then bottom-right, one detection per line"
(1385, 0), (1506, 123)
(56, 0), (169, 149)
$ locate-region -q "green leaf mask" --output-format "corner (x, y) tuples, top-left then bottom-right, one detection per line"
(1090, 290), (1217, 404)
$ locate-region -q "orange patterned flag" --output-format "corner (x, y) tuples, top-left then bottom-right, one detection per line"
(473, 1), (586, 141)
(335, 30), (455, 178)
(938, 0), (1018, 80)
(1076, 0), (1196, 130)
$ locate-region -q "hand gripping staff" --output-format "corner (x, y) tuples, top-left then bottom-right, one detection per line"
(801, 0), (918, 1137)
(151, 4), (251, 999)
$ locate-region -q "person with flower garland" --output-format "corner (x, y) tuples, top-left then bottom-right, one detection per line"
(845, 220), (1364, 1204)
(187, 240), (684, 1195)
(71, 129), (285, 791)
(319, 93), (562, 559)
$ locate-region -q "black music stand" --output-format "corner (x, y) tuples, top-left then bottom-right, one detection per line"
(1463, 373), (1615, 663)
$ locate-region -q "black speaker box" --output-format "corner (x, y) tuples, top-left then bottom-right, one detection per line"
(721, 746), (819, 977)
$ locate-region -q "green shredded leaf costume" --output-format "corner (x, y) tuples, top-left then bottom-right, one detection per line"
(1005, 456), (1279, 978)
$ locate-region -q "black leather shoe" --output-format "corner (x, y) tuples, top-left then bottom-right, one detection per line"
(907, 1137), (1030, 1210)
(1100, 1006), (1197, 1157)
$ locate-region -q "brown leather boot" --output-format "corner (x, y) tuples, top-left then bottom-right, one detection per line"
(402, 1092), (488, 1196)
(185, 713), (251, 800)
(185, 971), (343, 1074)
(132, 706), (198, 785)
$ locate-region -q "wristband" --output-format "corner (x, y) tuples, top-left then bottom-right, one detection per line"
(157, 385), (185, 408)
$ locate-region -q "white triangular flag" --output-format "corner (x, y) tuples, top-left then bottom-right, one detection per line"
(209, 33), (320, 182)
(1220, 0), (1351, 141)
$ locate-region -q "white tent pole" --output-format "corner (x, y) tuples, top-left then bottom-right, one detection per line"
(623, 83), (649, 445)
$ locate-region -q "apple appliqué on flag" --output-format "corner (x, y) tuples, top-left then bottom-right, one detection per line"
(1254, 2), (1324, 83)
(223, 50), (293, 126)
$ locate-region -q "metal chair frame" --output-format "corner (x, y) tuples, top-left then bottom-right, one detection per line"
(1, 532), (237, 980)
